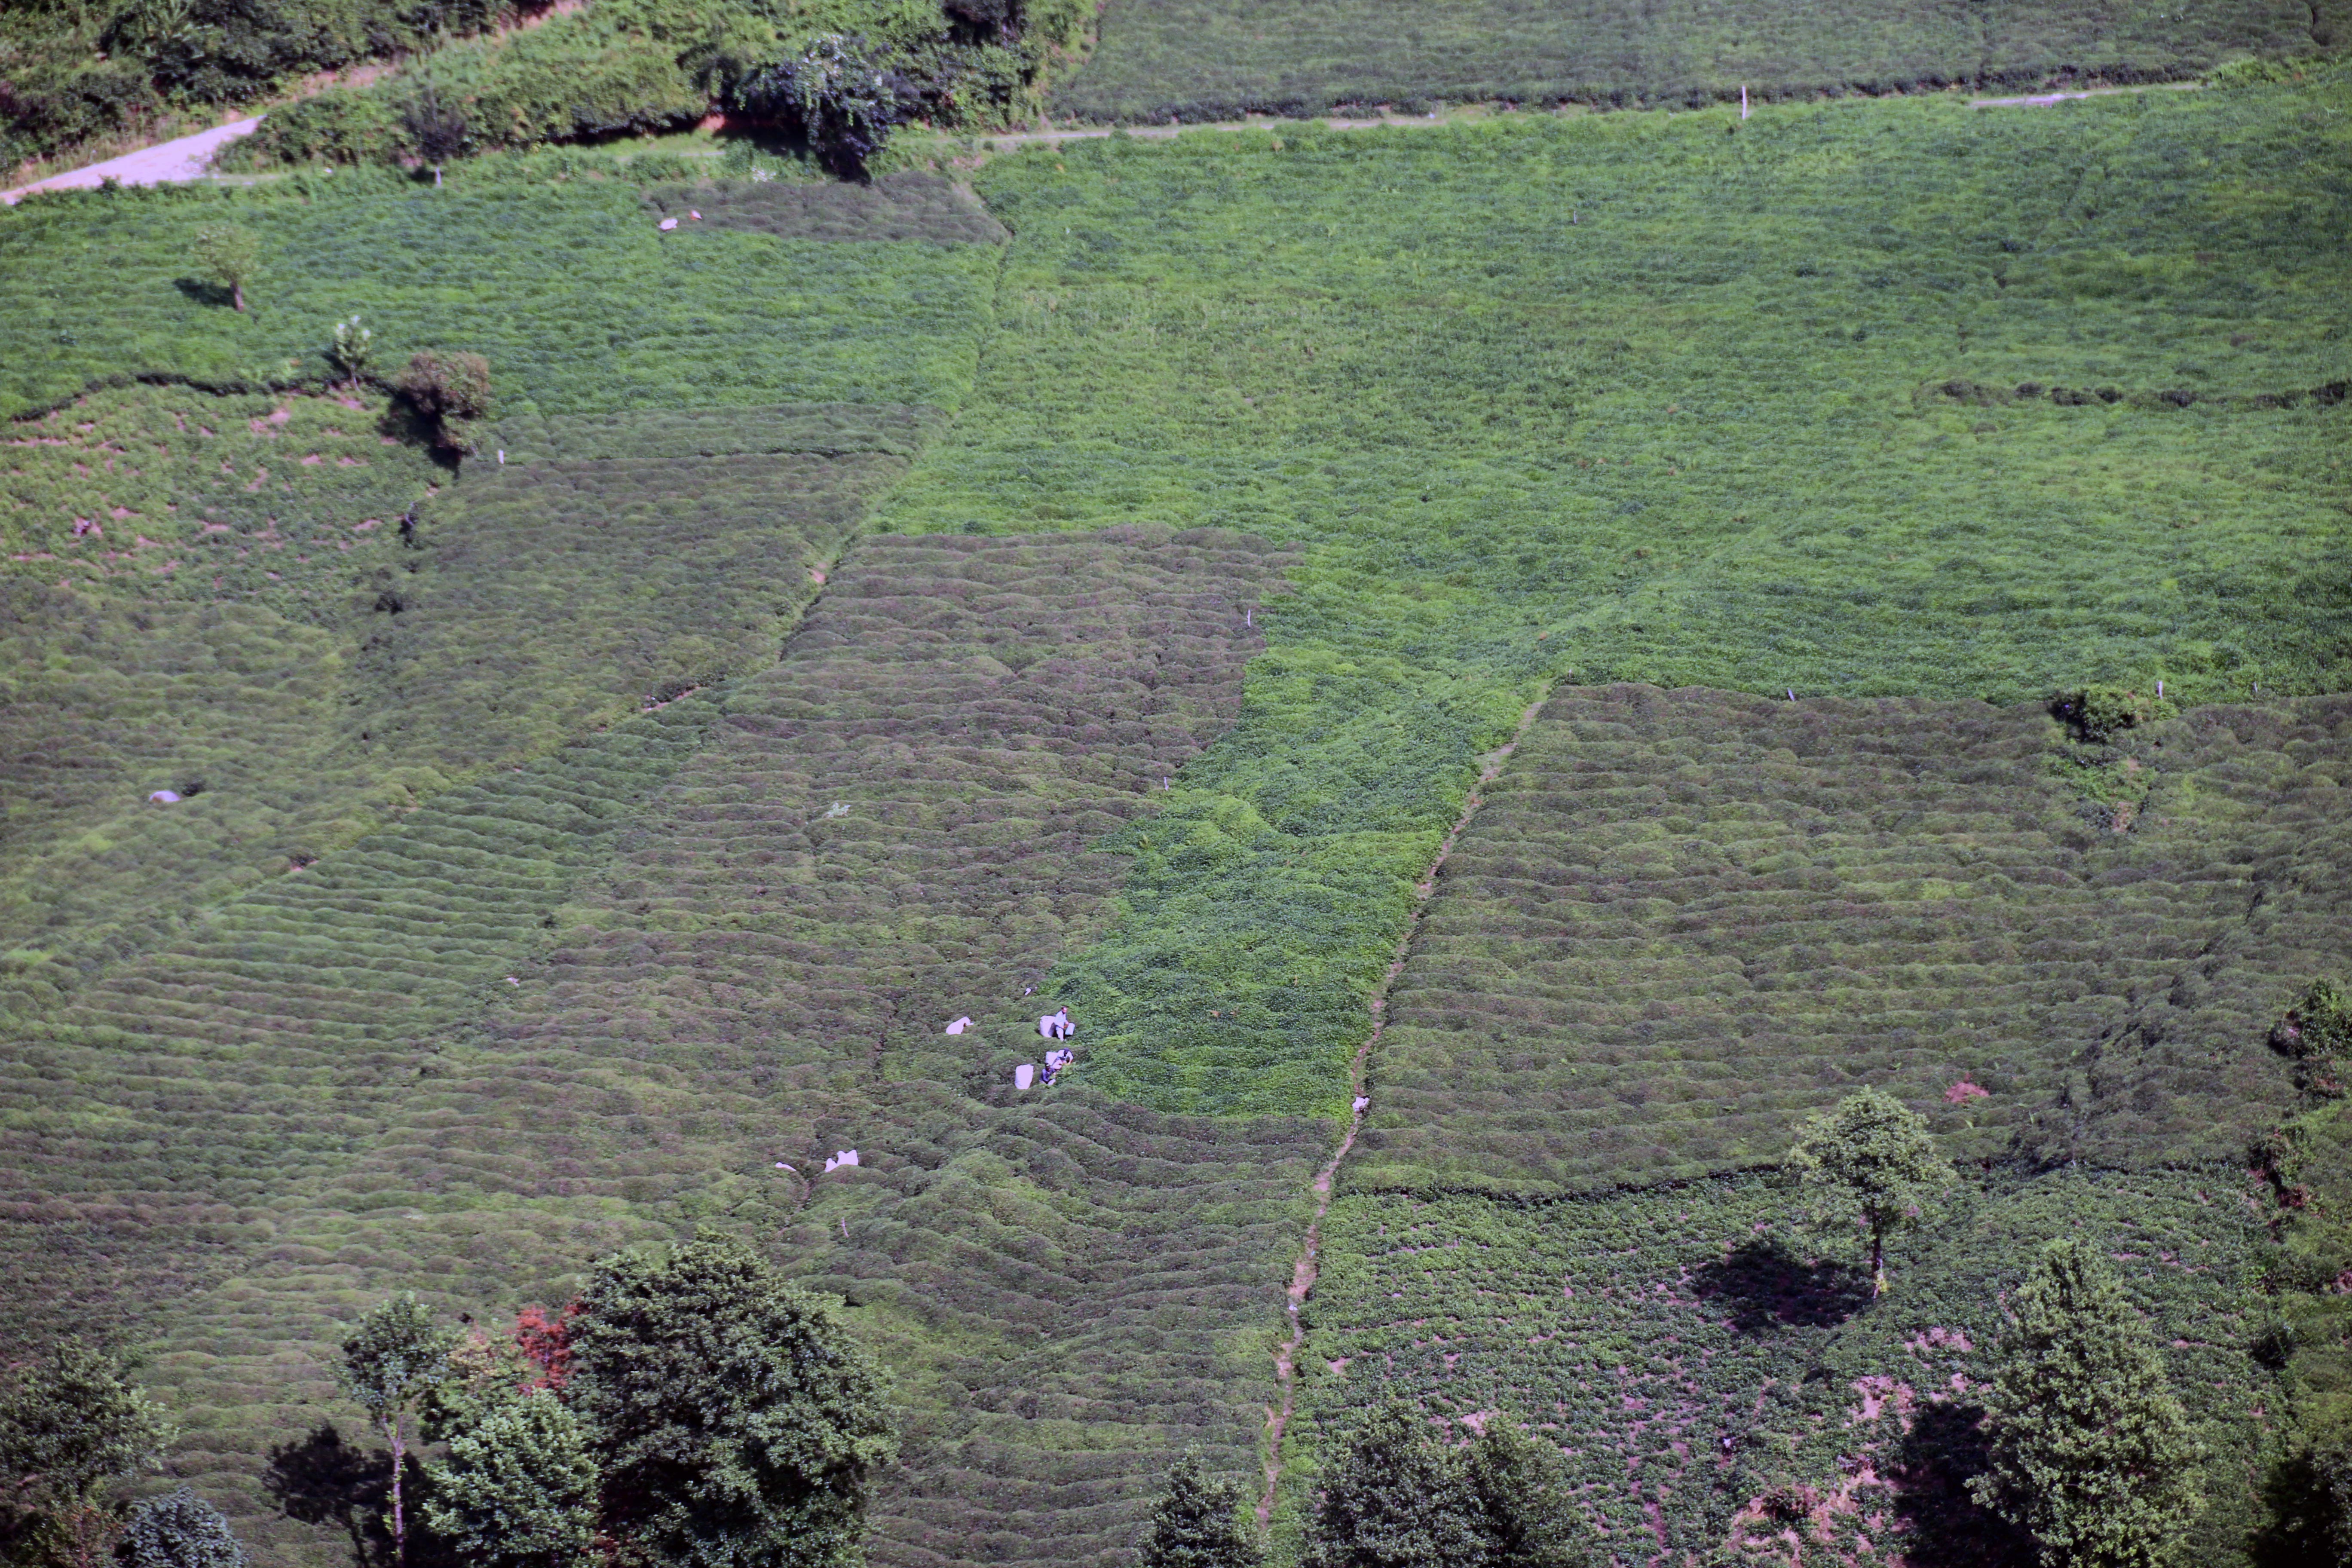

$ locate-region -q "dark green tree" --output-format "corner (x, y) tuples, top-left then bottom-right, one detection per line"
(391, 350), (492, 454)
(0, 1342), (176, 1568)
(1464, 1421), (1586, 1568)
(1135, 1452), (1260, 1568)
(1970, 1240), (2206, 1568)
(337, 1294), (454, 1568)
(567, 1231), (896, 1568)
(114, 1487), (248, 1568)
(421, 1390), (597, 1568)
(1784, 1087), (1954, 1296)
(1300, 1401), (1487, 1568)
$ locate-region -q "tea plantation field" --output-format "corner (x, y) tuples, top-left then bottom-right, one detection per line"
(1053, 0), (2347, 122)
(0, 61), (2345, 1568)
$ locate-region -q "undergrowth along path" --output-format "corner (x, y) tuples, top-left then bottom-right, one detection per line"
(1256, 692), (1550, 1525)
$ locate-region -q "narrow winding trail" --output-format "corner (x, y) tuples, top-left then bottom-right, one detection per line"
(1256, 692), (1552, 1526)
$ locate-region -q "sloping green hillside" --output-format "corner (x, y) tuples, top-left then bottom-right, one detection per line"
(1051, 0), (2346, 121)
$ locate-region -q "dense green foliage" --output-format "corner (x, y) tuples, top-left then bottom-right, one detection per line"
(1297, 1403), (1582, 1568)
(1972, 1240), (2206, 1567)
(1785, 1088), (1956, 1296)
(1136, 1454), (1262, 1568)
(231, 0), (1091, 172)
(567, 1232), (896, 1568)
(420, 1391), (597, 1568)
(0, 170), (1001, 421)
(875, 73), (2352, 1117)
(1053, 0), (2347, 122)
(0, 0), (511, 168)
(0, 1343), (175, 1505)
(116, 1487), (252, 1568)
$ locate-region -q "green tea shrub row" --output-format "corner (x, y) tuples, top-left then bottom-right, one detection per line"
(2, 530), (1322, 1565)
(0, 693), (726, 1339)
(1350, 685), (2352, 1195)
(879, 77), (2351, 1121)
(0, 177), (1003, 420)
(0, 393), (913, 1011)
(1050, 0), (2338, 124)
(1289, 1167), (2266, 1561)
(483, 401), (946, 463)
(643, 172), (1010, 246)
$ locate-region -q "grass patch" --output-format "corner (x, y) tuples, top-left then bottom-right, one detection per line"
(1051, 0), (2342, 122)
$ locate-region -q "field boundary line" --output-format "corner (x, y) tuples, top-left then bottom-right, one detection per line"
(1256, 688), (1553, 1527)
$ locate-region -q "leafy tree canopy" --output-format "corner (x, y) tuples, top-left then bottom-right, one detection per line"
(115, 1486), (249, 1568)
(1136, 1452), (1261, 1568)
(567, 1230), (897, 1568)
(0, 1342), (176, 1508)
(1970, 1240), (2206, 1568)
(422, 1390), (598, 1568)
(1783, 1087), (1954, 1296)
(1302, 1401), (1586, 1568)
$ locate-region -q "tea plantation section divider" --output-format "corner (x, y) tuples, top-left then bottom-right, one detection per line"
(1053, 0), (2343, 122)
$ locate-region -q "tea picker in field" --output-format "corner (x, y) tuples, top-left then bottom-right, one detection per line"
(1038, 1007), (1074, 1040)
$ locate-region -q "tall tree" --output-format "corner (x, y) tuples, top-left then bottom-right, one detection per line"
(1970, 1240), (2206, 1568)
(566, 1230), (896, 1568)
(0, 1342), (177, 1568)
(1464, 1421), (1586, 1568)
(1135, 1452), (1261, 1568)
(1783, 1087), (1954, 1296)
(115, 1487), (248, 1568)
(422, 1390), (597, 1568)
(337, 1293), (453, 1568)
(1300, 1401), (1488, 1568)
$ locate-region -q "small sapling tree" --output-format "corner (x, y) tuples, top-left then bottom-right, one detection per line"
(115, 1487), (248, 1568)
(566, 1230), (896, 1568)
(391, 350), (491, 453)
(0, 1342), (177, 1568)
(337, 1293), (453, 1568)
(1970, 1240), (2205, 1568)
(401, 78), (469, 186)
(1783, 1086), (1953, 1297)
(1136, 1452), (1261, 1568)
(330, 315), (374, 388)
(191, 224), (258, 312)
(422, 1390), (597, 1568)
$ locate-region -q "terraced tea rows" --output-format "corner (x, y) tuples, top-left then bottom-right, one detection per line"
(0, 692), (725, 1348)
(1350, 685), (2352, 1197)
(0, 174), (1003, 420)
(1054, 0), (2337, 122)
(15, 528), (1320, 1568)
(644, 173), (1011, 246)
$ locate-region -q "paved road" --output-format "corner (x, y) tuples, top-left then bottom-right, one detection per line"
(3, 116), (262, 205)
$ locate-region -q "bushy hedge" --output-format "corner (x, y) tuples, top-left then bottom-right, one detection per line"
(0, 0), (514, 168)
(1050, 0), (2343, 123)
(228, 0), (1094, 172)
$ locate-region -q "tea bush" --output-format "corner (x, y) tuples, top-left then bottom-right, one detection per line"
(1051, 0), (2343, 123)
(884, 74), (2351, 1118)
(0, 174), (1003, 420)
(1349, 685), (2352, 1194)
(0, 397), (922, 1011)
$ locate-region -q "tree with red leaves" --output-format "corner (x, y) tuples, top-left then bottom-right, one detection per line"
(513, 1304), (579, 1392)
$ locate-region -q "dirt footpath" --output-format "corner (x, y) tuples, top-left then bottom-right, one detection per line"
(3, 116), (262, 206)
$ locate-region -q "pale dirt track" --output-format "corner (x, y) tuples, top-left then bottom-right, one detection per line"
(2, 116), (262, 205)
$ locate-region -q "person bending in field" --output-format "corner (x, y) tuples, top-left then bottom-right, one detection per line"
(1038, 1008), (1073, 1041)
